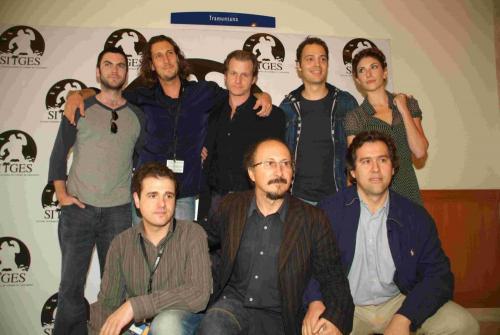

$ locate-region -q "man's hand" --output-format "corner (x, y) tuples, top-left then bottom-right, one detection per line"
(303, 301), (326, 335)
(99, 301), (134, 335)
(311, 318), (342, 335)
(58, 193), (85, 209)
(201, 146), (208, 163)
(64, 91), (85, 125)
(253, 92), (272, 117)
(54, 180), (85, 209)
(384, 314), (411, 335)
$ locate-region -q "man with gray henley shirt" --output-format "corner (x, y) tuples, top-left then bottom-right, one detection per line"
(48, 47), (145, 334)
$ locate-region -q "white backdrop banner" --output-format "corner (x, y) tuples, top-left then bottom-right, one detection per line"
(0, 24), (391, 334)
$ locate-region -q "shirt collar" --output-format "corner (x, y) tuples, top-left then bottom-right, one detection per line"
(135, 219), (176, 242)
(228, 95), (257, 114)
(358, 191), (390, 217)
(360, 91), (396, 116)
(247, 193), (289, 222)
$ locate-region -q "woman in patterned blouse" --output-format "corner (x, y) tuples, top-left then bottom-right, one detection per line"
(344, 47), (429, 204)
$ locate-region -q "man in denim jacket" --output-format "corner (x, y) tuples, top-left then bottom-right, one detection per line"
(279, 37), (358, 205)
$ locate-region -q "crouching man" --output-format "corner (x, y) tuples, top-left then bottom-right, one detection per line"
(89, 162), (212, 335)
(303, 131), (479, 335)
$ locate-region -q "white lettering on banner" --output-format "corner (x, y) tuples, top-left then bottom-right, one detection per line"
(209, 14), (239, 22)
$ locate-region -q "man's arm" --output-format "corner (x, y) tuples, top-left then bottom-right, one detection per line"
(395, 210), (454, 330)
(48, 115), (84, 208)
(252, 91), (272, 117)
(209, 80), (272, 117)
(128, 226), (212, 322)
(63, 88), (97, 125)
(53, 180), (85, 208)
(309, 210), (354, 335)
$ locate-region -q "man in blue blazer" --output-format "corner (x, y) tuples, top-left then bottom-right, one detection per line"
(302, 130), (478, 335)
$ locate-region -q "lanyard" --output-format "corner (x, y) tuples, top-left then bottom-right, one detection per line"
(139, 234), (168, 294)
(171, 86), (184, 161)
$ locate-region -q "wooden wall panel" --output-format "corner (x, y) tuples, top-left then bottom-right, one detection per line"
(421, 190), (500, 307)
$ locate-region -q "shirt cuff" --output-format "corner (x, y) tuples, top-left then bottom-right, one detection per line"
(129, 294), (156, 322)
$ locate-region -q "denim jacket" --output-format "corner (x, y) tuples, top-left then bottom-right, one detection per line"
(279, 83), (358, 195)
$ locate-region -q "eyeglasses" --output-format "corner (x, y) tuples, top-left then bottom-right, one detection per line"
(110, 111), (118, 134)
(252, 160), (293, 170)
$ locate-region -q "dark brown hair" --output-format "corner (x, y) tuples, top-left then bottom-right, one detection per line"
(346, 131), (399, 182)
(132, 162), (178, 197)
(96, 46), (128, 72)
(139, 35), (191, 87)
(296, 36), (329, 64)
(352, 47), (387, 78)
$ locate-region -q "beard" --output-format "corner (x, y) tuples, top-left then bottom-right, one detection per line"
(266, 191), (286, 200)
(100, 75), (126, 90)
(265, 177), (288, 200)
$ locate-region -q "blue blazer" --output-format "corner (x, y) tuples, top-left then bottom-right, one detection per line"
(305, 186), (453, 331)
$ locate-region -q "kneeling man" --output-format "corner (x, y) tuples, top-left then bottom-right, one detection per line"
(304, 131), (478, 335)
(89, 162), (211, 335)
(199, 138), (353, 335)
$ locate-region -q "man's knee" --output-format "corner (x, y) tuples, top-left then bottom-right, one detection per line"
(442, 307), (479, 335)
(150, 310), (187, 335)
(198, 298), (247, 335)
(419, 301), (480, 335)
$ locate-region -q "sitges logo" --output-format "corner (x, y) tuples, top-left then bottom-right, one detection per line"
(41, 292), (90, 334)
(0, 130), (37, 175)
(185, 58), (262, 92)
(188, 58), (225, 87)
(243, 33), (285, 72)
(44, 79), (87, 122)
(0, 237), (30, 285)
(0, 25), (45, 67)
(342, 38), (378, 75)
(42, 182), (60, 221)
(105, 29), (147, 69)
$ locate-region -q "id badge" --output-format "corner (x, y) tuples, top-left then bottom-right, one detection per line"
(166, 160), (184, 173)
(127, 323), (150, 335)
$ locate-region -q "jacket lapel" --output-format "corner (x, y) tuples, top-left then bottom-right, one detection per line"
(278, 197), (304, 272)
(226, 192), (253, 264)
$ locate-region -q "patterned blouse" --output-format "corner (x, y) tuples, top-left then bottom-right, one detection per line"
(344, 92), (423, 205)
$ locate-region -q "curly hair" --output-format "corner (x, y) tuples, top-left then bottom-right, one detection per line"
(139, 35), (191, 87)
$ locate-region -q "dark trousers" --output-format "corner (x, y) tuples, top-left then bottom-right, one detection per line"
(54, 203), (131, 335)
(197, 297), (285, 335)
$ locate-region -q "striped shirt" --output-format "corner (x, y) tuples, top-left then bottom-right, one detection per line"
(89, 220), (212, 333)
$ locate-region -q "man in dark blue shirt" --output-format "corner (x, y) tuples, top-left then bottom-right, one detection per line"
(64, 36), (272, 221)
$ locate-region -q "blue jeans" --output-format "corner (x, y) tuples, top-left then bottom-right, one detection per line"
(149, 310), (203, 335)
(198, 297), (285, 335)
(54, 203), (132, 335)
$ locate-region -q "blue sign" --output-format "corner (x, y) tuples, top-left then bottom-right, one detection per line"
(171, 12), (276, 28)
